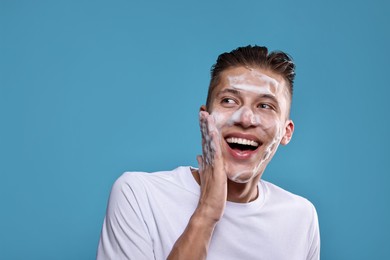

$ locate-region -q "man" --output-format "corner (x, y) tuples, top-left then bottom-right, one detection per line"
(97, 45), (320, 260)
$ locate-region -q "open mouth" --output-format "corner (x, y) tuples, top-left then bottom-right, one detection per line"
(226, 137), (259, 151)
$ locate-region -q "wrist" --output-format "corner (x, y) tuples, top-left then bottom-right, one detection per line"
(192, 205), (222, 227)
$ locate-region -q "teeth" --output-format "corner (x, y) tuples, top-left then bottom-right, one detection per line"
(226, 137), (259, 147)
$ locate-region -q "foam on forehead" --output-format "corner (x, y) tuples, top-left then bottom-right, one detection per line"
(227, 69), (280, 95)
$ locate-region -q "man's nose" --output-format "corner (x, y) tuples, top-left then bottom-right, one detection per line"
(234, 106), (261, 128)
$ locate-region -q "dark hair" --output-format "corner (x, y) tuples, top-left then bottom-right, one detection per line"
(206, 45), (295, 109)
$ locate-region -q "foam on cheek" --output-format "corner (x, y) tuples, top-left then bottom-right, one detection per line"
(252, 122), (283, 173)
(230, 120), (283, 183)
(211, 111), (229, 130)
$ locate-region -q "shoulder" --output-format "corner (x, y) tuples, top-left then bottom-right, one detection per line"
(260, 180), (321, 258)
(110, 166), (195, 197)
(106, 166), (199, 226)
(261, 180), (317, 216)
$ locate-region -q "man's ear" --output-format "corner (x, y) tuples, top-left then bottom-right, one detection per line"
(200, 105), (207, 112)
(281, 119), (294, 145)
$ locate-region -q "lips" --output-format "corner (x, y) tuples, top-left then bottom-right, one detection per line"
(224, 133), (262, 160)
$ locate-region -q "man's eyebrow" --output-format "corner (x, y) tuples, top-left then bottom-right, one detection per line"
(217, 89), (279, 103)
(216, 88), (242, 96)
(260, 94), (279, 104)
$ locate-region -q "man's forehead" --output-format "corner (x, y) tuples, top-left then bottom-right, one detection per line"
(218, 66), (289, 96)
(226, 68), (280, 88)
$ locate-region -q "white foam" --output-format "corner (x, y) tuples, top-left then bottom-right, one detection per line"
(230, 121), (283, 183)
(227, 106), (261, 126)
(231, 84), (275, 96)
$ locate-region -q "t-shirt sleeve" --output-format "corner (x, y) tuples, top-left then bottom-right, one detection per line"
(306, 203), (320, 260)
(97, 174), (154, 260)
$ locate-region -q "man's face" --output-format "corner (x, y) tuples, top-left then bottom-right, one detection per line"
(206, 66), (294, 183)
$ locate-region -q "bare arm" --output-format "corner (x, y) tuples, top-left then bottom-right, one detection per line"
(167, 111), (227, 260)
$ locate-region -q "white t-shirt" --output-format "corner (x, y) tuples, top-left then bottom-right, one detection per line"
(97, 166), (320, 260)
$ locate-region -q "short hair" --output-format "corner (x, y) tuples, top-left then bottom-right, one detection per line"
(206, 45), (296, 110)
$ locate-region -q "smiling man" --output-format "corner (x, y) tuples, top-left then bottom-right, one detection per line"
(97, 46), (320, 260)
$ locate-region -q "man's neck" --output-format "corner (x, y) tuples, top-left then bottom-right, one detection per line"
(226, 178), (259, 203)
(191, 169), (260, 203)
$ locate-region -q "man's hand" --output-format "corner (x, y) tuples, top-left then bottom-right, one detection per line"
(167, 111), (227, 260)
(196, 110), (227, 223)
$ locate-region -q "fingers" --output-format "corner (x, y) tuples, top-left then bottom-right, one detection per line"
(199, 111), (212, 165)
(196, 155), (204, 174)
(208, 127), (222, 160)
(199, 111), (220, 166)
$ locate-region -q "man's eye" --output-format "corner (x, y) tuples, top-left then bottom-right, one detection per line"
(222, 98), (236, 104)
(259, 103), (272, 109)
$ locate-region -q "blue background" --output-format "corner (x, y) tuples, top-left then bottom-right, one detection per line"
(1, 0), (389, 259)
